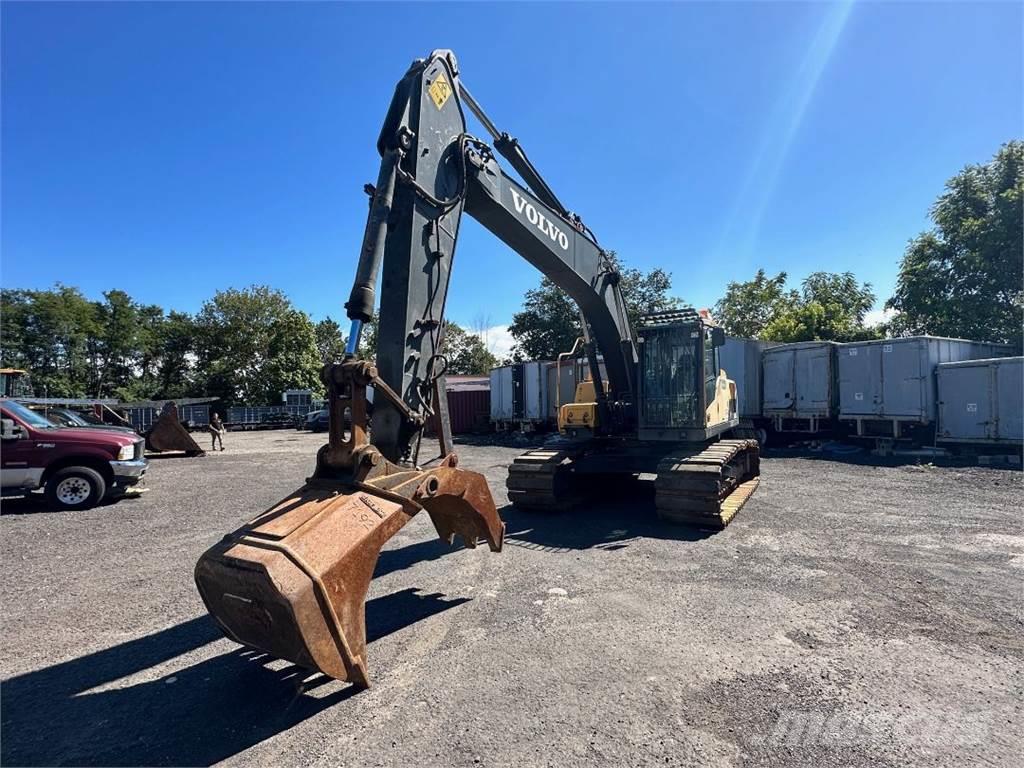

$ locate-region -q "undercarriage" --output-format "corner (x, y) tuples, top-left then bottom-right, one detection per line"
(507, 437), (760, 529)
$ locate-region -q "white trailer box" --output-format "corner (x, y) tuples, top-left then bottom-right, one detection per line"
(545, 359), (578, 423)
(936, 357), (1023, 445)
(838, 336), (1008, 437)
(719, 337), (775, 418)
(489, 366), (514, 424)
(489, 361), (551, 429)
(762, 341), (839, 431)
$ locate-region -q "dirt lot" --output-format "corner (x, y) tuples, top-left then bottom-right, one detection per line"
(2, 430), (1021, 767)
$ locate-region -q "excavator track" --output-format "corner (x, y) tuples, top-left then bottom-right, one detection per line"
(654, 439), (760, 529)
(506, 446), (582, 510)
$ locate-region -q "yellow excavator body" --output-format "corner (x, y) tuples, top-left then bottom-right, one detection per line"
(558, 380), (599, 433)
(706, 370), (738, 429)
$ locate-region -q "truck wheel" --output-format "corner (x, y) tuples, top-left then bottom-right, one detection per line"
(45, 467), (107, 510)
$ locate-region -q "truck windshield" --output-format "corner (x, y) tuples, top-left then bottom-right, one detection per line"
(3, 400), (58, 429)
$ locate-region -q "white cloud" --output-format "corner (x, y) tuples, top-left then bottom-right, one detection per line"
(864, 307), (897, 327)
(471, 324), (516, 360)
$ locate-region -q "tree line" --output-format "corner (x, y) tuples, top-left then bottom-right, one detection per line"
(2, 141), (1018, 402)
(0, 285), (496, 403)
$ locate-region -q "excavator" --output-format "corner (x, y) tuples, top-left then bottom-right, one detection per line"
(194, 50), (759, 688)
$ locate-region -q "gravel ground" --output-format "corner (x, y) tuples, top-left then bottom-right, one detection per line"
(2, 430), (1021, 767)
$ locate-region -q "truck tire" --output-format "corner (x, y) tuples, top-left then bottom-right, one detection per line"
(45, 467), (107, 511)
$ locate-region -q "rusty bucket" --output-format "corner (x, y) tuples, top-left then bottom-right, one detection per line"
(194, 465), (503, 688)
(145, 402), (204, 456)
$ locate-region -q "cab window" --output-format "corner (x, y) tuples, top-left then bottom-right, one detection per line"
(703, 329), (718, 407)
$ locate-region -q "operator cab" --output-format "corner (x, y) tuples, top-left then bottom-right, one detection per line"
(635, 308), (737, 442)
(557, 308), (738, 442)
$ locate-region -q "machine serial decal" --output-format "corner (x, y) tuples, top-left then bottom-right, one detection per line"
(428, 75), (452, 110)
(510, 189), (570, 250)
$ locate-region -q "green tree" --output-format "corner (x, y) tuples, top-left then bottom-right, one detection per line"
(762, 271), (881, 342)
(315, 316), (347, 364)
(152, 311), (199, 399)
(714, 270), (881, 342)
(713, 269), (797, 338)
(131, 303), (168, 399)
(263, 310), (325, 401)
(91, 290), (144, 398)
(509, 251), (683, 359)
(886, 140), (1023, 348)
(0, 290), (30, 372)
(0, 285), (100, 397)
(508, 277), (581, 361)
(194, 285), (322, 404)
(442, 322), (498, 374)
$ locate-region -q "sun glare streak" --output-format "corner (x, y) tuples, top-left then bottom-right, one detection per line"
(718, 0), (856, 262)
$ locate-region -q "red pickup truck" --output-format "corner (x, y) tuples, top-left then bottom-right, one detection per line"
(1, 399), (148, 510)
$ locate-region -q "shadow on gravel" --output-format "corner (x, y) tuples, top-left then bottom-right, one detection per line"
(499, 481), (715, 553)
(0, 494), (143, 516)
(764, 446), (1023, 470)
(1, 494), (54, 515)
(1, 589), (468, 766)
(374, 536), (466, 578)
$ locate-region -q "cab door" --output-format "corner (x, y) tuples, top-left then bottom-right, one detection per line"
(0, 411), (45, 489)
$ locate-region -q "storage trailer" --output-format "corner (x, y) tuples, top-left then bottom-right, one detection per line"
(489, 361), (551, 431)
(718, 338), (771, 419)
(837, 336), (1009, 439)
(545, 358), (578, 424)
(936, 357), (1023, 446)
(761, 341), (839, 434)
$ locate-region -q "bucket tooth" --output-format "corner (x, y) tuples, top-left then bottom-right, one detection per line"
(420, 467), (505, 551)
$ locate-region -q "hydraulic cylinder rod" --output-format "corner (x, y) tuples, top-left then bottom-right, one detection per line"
(344, 149), (401, 327)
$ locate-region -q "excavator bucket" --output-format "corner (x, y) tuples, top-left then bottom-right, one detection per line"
(144, 401), (205, 456)
(194, 463), (503, 687)
(195, 358), (503, 687)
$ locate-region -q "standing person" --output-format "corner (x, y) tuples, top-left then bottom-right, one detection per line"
(209, 412), (225, 452)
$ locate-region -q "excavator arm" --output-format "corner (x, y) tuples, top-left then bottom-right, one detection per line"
(195, 50), (635, 687)
(345, 50), (638, 464)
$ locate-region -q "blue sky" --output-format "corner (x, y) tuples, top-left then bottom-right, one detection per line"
(3, 1), (1021, 355)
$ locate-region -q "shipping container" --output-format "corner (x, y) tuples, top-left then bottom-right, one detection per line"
(489, 361), (551, 430)
(838, 336), (1009, 437)
(545, 359), (578, 422)
(489, 366), (513, 424)
(719, 337), (776, 418)
(762, 341), (839, 432)
(936, 357), (1023, 445)
(425, 378), (491, 436)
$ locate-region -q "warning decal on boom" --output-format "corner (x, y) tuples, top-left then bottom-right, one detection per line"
(428, 75), (452, 109)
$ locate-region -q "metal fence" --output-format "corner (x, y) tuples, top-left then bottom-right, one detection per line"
(225, 403), (325, 430)
(123, 402), (325, 433)
(123, 404), (212, 433)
